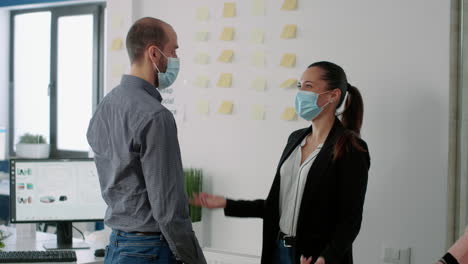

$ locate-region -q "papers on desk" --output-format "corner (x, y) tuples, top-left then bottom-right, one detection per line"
(0, 225), (12, 239)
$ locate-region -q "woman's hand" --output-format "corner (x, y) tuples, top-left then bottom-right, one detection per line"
(314, 257), (325, 264)
(301, 256), (325, 264)
(190, 192), (227, 209)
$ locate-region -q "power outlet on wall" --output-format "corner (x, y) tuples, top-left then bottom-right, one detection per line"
(399, 248), (411, 264)
(382, 247), (411, 264)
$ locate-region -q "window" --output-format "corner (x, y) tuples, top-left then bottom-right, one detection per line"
(9, 3), (105, 157)
(448, 0), (468, 244)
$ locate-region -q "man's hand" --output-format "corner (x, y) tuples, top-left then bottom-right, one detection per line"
(190, 192), (227, 209)
(300, 255), (313, 264)
(301, 256), (326, 264)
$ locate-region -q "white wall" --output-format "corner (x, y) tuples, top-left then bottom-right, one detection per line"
(106, 1), (451, 263)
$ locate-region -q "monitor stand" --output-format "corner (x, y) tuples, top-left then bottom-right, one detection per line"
(43, 222), (90, 250)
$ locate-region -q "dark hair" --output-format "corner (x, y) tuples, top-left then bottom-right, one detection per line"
(126, 17), (168, 64)
(308, 61), (366, 159)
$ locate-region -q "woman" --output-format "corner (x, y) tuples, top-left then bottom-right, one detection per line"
(191, 61), (370, 264)
(437, 226), (468, 264)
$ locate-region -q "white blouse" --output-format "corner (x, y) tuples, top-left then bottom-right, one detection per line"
(279, 135), (323, 236)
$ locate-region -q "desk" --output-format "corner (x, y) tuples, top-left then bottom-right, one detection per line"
(3, 227), (104, 264)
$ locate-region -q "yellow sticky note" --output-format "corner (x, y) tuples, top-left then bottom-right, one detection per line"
(251, 29), (264, 44)
(194, 76), (209, 88)
(281, 0), (297, 10)
(196, 7), (210, 21)
(196, 100), (210, 115)
(111, 38), (123, 51)
(252, 105), (265, 120)
(195, 32), (209, 42)
(111, 64), (125, 78)
(223, 2), (236, 18)
(220, 27), (235, 41)
(218, 50), (234, 63)
(252, 78), (267, 91)
(111, 16), (123, 29)
(218, 101), (234, 115)
(280, 53), (296, 68)
(281, 24), (297, 39)
(280, 78), (298, 89)
(217, 73), (233, 88)
(252, 51), (265, 67)
(194, 53), (210, 64)
(281, 107), (297, 121)
(252, 0), (265, 16)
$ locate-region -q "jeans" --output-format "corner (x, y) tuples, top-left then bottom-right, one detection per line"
(105, 230), (179, 264)
(275, 239), (295, 264)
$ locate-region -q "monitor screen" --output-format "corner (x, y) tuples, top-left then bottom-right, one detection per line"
(10, 159), (106, 223)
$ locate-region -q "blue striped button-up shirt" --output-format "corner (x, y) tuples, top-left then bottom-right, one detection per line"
(87, 75), (206, 264)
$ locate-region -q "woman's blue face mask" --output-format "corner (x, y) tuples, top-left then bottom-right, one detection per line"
(294, 90), (332, 121)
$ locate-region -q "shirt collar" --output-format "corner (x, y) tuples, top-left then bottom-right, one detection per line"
(120, 74), (163, 102)
(300, 134), (324, 149)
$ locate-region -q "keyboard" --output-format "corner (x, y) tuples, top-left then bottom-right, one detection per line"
(0, 250), (77, 263)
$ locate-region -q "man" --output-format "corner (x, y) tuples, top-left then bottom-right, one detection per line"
(87, 17), (206, 264)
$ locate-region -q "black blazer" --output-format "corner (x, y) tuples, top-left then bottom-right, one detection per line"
(224, 118), (370, 264)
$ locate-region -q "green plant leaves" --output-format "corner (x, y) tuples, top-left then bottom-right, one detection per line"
(184, 168), (203, 222)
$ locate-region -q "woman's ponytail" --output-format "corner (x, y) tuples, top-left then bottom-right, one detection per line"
(334, 84), (366, 160)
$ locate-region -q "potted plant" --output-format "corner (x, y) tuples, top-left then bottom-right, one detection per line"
(184, 168), (203, 222)
(16, 133), (50, 159)
(0, 230), (5, 250)
(184, 168), (203, 243)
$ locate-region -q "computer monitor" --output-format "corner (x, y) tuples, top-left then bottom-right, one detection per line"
(9, 158), (106, 250)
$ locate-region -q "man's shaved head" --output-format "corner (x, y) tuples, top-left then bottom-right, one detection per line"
(126, 17), (169, 64)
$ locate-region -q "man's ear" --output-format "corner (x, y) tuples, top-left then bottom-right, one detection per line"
(147, 45), (159, 64)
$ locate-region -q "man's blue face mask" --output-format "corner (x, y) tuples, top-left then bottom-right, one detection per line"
(153, 47), (180, 89)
